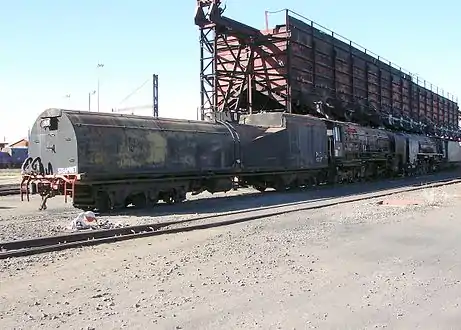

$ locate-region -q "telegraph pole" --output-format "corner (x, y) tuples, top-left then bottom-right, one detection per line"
(153, 74), (159, 117)
(64, 94), (71, 108)
(88, 90), (96, 111)
(96, 63), (104, 112)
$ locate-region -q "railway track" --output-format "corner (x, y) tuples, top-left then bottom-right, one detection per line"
(0, 184), (20, 196)
(1, 176), (460, 260)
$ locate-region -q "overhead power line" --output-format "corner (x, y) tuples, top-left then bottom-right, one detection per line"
(117, 78), (151, 106)
(113, 104), (153, 112)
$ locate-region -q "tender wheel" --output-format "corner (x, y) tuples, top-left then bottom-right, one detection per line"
(274, 183), (287, 192)
(164, 195), (175, 205)
(253, 183), (267, 192)
(95, 191), (111, 213)
(162, 189), (186, 205)
(148, 195), (159, 206)
(175, 189), (187, 203)
(131, 193), (147, 209)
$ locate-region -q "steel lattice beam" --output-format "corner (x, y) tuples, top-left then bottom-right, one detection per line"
(195, 0), (289, 122)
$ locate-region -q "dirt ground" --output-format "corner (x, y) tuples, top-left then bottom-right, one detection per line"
(1, 183), (461, 329)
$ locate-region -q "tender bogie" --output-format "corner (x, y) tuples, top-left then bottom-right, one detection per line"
(69, 176), (238, 212)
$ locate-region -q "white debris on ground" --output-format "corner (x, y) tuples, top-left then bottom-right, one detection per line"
(67, 211), (99, 230)
(66, 211), (127, 231)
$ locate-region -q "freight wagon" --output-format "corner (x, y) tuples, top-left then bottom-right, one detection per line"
(277, 16), (457, 128)
(196, 2), (459, 138)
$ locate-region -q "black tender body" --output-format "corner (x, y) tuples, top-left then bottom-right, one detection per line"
(238, 113), (329, 171)
(28, 109), (244, 179)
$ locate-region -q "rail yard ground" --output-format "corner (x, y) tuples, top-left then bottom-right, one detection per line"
(0, 168), (21, 185)
(2, 173), (461, 329)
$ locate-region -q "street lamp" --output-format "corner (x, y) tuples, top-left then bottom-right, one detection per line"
(88, 90), (96, 111)
(96, 63), (104, 112)
(64, 94), (71, 108)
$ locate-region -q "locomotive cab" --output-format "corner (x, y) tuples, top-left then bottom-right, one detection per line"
(326, 122), (344, 161)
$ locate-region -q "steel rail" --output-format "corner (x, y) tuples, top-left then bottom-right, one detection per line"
(0, 184), (20, 196)
(0, 188), (20, 196)
(1, 177), (460, 260)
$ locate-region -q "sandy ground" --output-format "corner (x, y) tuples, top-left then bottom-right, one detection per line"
(1, 182), (461, 329)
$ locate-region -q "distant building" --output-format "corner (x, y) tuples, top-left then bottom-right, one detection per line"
(0, 138), (29, 167)
(7, 138), (29, 148)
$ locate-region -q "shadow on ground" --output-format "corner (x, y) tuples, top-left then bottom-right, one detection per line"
(100, 170), (461, 218)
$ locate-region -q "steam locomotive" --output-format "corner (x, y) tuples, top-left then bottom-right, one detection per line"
(20, 108), (461, 211)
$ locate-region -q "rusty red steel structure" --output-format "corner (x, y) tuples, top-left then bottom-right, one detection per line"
(195, 1), (460, 137)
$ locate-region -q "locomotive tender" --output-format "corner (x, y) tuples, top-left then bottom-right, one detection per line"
(20, 108), (459, 211)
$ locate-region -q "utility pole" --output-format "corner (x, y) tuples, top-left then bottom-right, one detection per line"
(64, 94), (71, 108)
(96, 63), (104, 112)
(153, 74), (159, 117)
(88, 90), (96, 111)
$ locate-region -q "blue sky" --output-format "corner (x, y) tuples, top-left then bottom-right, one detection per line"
(1, 0), (459, 142)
